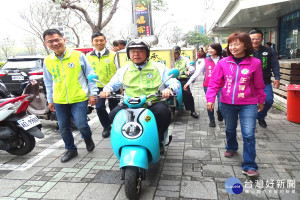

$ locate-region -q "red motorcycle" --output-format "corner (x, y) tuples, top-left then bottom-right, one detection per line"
(0, 94), (44, 155)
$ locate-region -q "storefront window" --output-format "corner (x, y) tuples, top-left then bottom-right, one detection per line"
(279, 10), (300, 59)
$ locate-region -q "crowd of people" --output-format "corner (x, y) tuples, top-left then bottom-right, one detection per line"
(42, 28), (280, 177)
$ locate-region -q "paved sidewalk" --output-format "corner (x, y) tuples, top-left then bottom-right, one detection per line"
(1, 77), (300, 200)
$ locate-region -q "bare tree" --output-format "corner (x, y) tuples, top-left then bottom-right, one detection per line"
(0, 38), (15, 59)
(153, 20), (176, 41)
(24, 37), (38, 53)
(164, 26), (183, 46)
(61, 9), (91, 48)
(19, 1), (60, 54)
(53, 0), (168, 34)
(53, 0), (120, 34)
(19, 0), (89, 54)
(145, 0), (167, 11)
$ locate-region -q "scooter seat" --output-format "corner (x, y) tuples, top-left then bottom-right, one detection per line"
(27, 93), (49, 115)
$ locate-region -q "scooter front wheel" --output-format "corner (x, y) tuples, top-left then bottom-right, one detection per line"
(124, 167), (141, 200)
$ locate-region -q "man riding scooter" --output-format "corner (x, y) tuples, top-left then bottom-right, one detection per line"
(100, 39), (180, 154)
(173, 46), (199, 118)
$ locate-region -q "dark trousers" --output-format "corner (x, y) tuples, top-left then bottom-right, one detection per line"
(109, 102), (171, 142)
(54, 101), (92, 150)
(179, 78), (195, 111)
(204, 87), (222, 121)
(96, 88), (120, 128)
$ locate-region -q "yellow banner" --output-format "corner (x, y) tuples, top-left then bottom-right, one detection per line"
(181, 48), (196, 61)
(222, 44), (228, 49)
(118, 49), (174, 69)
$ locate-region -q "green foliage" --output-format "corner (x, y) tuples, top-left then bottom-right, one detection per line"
(0, 62), (5, 68)
(136, 0), (167, 11)
(182, 31), (212, 47)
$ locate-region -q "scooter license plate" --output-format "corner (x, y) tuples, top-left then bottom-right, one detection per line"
(17, 115), (41, 130)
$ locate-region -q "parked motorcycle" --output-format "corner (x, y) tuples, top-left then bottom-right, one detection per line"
(88, 69), (179, 200)
(22, 75), (57, 121)
(0, 80), (10, 98)
(21, 75), (94, 130)
(0, 94), (44, 155)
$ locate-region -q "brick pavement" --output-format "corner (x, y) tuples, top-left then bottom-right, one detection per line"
(0, 77), (300, 200)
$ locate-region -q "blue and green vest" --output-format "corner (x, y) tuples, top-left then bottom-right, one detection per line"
(44, 48), (88, 104)
(86, 49), (117, 88)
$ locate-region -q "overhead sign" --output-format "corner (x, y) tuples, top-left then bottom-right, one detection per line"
(135, 1), (151, 38)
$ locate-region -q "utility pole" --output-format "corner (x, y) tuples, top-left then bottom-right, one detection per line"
(130, 0), (138, 39)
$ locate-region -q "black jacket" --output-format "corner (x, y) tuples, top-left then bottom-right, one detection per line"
(252, 45), (280, 84)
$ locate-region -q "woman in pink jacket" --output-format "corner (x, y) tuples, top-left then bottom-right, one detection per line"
(206, 32), (266, 177)
(184, 43), (223, 127)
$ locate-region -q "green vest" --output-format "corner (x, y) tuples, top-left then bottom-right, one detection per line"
(86, 51), (117, 88)
(175, 58), (188, 78)
(123, 61), (162, 104)
(44, 48), (88, 104)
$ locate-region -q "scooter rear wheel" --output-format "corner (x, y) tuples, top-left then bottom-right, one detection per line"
(124, 167), (141, 200)
(6, 127), (36, 155)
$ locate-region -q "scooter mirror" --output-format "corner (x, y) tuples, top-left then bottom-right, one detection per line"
(87, 73), (99, 82)
(169, 69), (180, 78)
(157, 68), (180, 91)
(87, 73), (106, 86)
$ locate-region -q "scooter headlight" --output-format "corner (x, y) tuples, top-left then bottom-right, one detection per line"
(121, 122), (143, 139)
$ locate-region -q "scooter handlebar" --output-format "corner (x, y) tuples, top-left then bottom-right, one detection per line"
(106, 93), (123, 99)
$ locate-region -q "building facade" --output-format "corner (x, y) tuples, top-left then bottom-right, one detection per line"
(205, 0), (300, 59)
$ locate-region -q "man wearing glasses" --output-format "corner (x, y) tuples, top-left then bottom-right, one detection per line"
(43, 29), (99, 163)
(100, 39), (180, 154)
(86, 32), (119, 138)
(249, 30), (280, 128)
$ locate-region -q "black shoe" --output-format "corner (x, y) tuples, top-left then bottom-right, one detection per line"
(258, 119), (267, 128)
(84, 137), (95, 152)
(61, 150), (78, 163)
(102, 126), (111, 138)
(190, 111), (199, 119)
(217, 110), (223, 122)
(209, 120), (216, 127)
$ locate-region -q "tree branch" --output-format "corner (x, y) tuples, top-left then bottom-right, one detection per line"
(100, 0), (119, 29)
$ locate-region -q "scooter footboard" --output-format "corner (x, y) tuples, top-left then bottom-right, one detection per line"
(120, 146), (149, 170)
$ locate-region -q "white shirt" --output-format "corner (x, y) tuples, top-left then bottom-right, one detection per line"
(95, 48), (106, 57)
(186, 56), (220, 85)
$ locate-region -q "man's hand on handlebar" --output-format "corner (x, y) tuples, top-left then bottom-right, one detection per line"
(100, 91), (110, 98)
(88, 96), (98, 106)
(162, 88), (173, 99)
